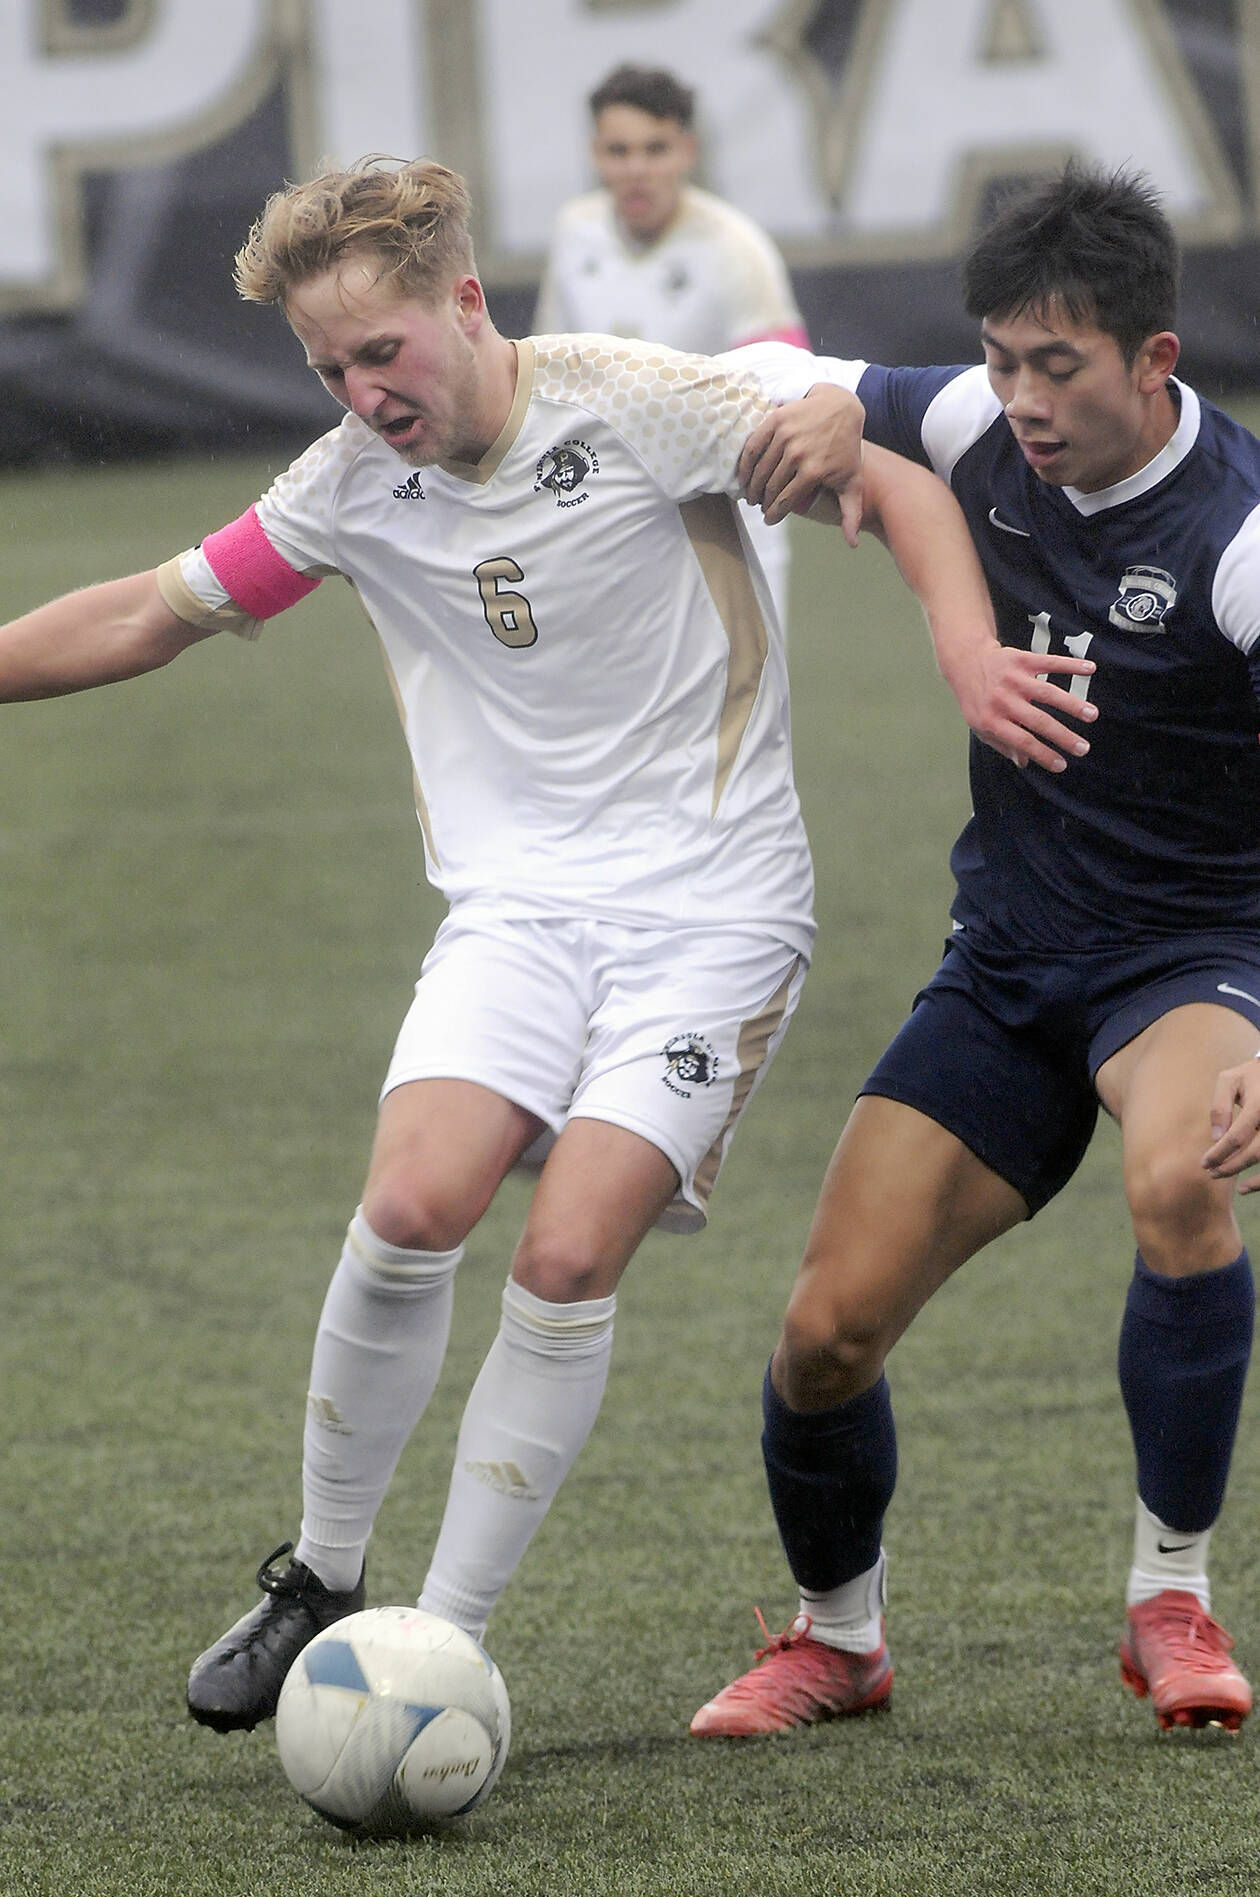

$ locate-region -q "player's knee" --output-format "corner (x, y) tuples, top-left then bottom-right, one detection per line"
(778, 1294), (886, 1406)
(1125, 1143), (1234, 1259)
(360, 1176), (475, 1255)
(511, 1230), (615, 1304)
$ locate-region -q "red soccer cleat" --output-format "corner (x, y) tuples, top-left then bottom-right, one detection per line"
(690, 1610), (893, 1737)
(1119, 1590), (1252, 1733)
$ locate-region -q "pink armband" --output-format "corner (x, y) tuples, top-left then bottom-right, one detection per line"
(201, 506), (321, 619)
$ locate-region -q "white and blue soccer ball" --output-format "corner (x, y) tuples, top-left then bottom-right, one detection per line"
(275, 1605), (511, 1836)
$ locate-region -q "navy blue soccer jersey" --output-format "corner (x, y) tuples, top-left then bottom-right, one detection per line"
(733, 346), (1260, 951)
(854, 362), (1260, 948)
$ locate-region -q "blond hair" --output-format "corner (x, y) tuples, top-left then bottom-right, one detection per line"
(234, 156), (475, 306)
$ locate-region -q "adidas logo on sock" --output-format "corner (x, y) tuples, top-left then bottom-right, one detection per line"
(463, 1458), (539, 1500)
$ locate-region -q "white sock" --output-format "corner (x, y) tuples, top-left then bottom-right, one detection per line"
(798, 1550), (887, 1654)
(418, 1278), (617, 1638)
(295, 1209), (462, 1592)
(1126, 1497), (1211, 1611)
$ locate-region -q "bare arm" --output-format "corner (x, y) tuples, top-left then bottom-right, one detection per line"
(853, 444), (1097, 775)
(740, 389), (1099, 772)
(739, 384), (865, 542)
(0, 571), (214, 702)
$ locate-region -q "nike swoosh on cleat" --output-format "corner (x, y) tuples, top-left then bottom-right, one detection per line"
(1156, 1539), (1197, 1554)
(1217, 981), (1260, 1010)
(988, 506), (1030, 537)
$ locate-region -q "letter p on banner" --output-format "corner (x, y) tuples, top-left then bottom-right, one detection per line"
(0, 0), (273, 311)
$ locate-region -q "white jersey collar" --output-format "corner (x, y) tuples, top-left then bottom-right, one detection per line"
(439, 339), (535, 487)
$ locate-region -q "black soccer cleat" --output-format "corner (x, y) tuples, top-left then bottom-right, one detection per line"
(186, 1540), (366, 1733)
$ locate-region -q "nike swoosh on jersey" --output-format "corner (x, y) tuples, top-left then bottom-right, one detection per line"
(1217, 981), (1260, 1009)
(987, 506), (1031, 537)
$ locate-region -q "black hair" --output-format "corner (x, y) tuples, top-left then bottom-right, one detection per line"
(588, 63), (695, 129)
(962, 162), (1178, 363)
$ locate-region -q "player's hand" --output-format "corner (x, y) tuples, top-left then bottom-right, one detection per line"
(1204, 1058), (1260, 1189)
(739, 386), (864, 544)
(954, 643), (1098, 774)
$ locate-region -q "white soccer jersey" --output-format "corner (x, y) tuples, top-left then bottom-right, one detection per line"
(534, 185), (807, 357)
(157, 336), (814, 955)
(535, 189), (808, 622)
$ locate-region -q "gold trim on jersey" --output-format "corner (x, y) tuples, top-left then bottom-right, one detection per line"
(371, 630), (439, 865)
(439, 338), (537, 486)
(155, 552), (261, 639)
(679, 494), (769, 813)
(691, 961), (801, 1211)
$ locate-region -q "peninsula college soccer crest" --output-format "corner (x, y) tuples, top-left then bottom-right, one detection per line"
(534, 439), (599, 508)
(1108, 564), (1177, 632)
(661, 1033), (719, 1098)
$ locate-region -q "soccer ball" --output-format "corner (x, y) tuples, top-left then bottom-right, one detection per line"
(275, 1605), (511, 1836)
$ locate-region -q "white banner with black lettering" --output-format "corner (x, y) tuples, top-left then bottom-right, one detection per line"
(1, 0), (1255, 459)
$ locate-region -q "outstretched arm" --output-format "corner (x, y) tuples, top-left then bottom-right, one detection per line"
(857, 443), (1097, 774)
(0, 572), (213, 702)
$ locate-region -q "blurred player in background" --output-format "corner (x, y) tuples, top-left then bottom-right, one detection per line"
(535, 62), (809, 624)
(693, 162), (1260, 1740)
(0, 157), (1048, 1734)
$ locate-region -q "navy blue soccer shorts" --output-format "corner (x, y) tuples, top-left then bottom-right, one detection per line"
(861, 924), (1260, 1215)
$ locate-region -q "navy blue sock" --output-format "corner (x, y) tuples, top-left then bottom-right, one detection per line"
(1117, 1249), (1254, 1532)
(760, 1367), (897, 1591)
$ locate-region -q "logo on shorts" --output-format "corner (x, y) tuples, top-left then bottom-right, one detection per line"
(1108, 564), (1177, 632)
(392, 471), (426, 501)
(535, 440), (599, 508)
(1218, 980), (1260, 1012)
(662, 1033), (719, 1097)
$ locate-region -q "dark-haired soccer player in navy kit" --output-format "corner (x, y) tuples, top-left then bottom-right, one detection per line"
(692, 163), (1260, 1736)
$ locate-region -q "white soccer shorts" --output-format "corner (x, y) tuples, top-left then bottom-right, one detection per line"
(380, 910), (808, 1232)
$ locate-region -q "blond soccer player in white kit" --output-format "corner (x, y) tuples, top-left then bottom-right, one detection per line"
(535, 63), (809, 625)
(0, 158), (1013, 1736)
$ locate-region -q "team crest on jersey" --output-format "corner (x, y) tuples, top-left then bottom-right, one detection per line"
(535, 439), (599, 508)
(1108, 564), (1177, 632)
(392, 472), (426, 501)
(662, 1033), (719, 1098)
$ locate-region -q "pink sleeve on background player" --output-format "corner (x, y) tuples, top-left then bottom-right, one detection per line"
(200, 506), (322, 619)
(736, 324), (812, 350)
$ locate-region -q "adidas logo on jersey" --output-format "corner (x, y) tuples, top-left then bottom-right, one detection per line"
(392, 472), (426, 500)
